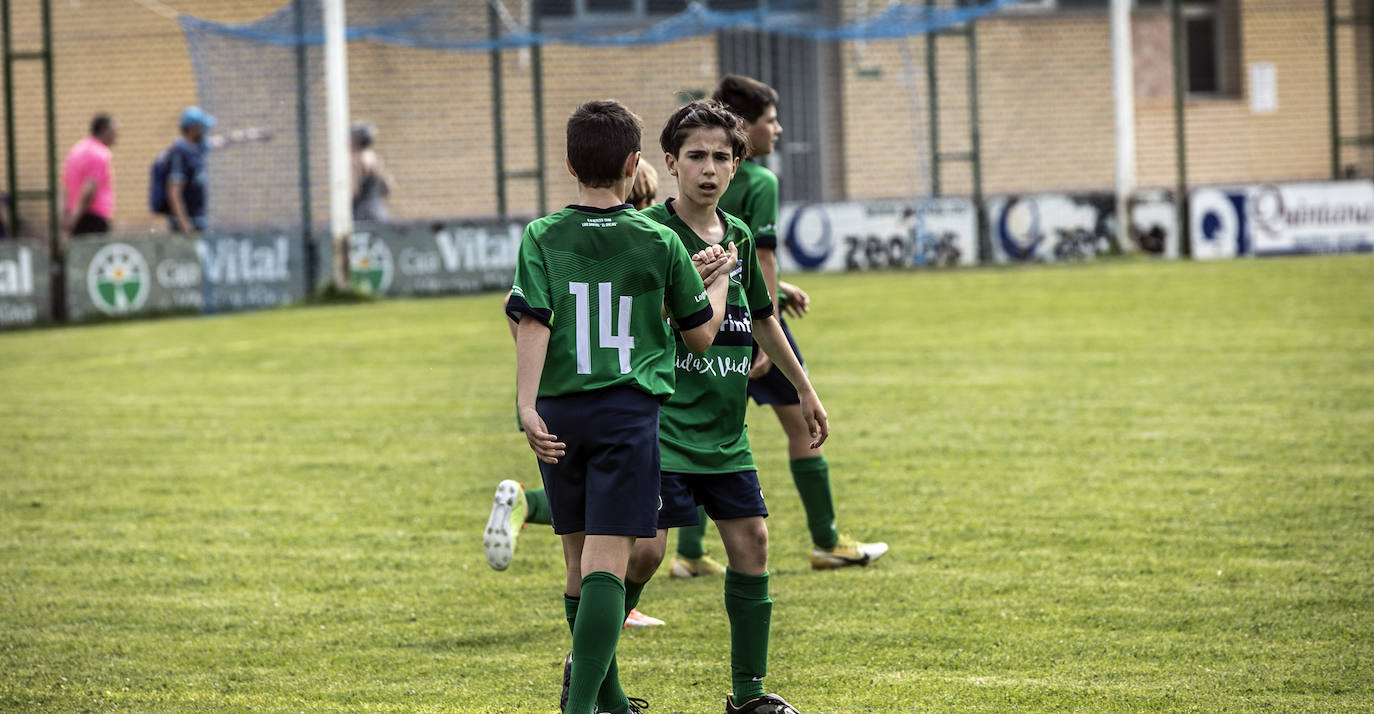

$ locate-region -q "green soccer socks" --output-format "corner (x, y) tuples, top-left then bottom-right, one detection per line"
(563, 573), (629, 714)
(675, 506), (709, 559)
(789, 456), (838, 549)
(525, 487), (552, 526)
(724, 569), (772, 704)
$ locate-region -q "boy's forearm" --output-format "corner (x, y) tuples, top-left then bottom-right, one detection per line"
(704, 273), (730, 334)
(755, 314), (814, 395)
(515, 318), (551, 410)
(758, 247), (780, 313)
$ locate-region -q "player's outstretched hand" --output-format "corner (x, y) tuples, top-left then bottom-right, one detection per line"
(778, 280), (811, 318)
(519, 406), (565, 464)
(691, 244), (730, 286)
(799, 390), (829, 450)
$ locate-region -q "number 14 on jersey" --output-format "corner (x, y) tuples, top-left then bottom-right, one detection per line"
(570, 281), (635, 375)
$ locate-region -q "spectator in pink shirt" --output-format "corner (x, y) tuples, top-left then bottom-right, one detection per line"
(62, 113), (117, 236)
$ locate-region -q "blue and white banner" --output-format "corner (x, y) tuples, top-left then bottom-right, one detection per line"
(988, 192), (1116, 263)
(776, 198), (978, 272)
(1191, 181), (1374, 259)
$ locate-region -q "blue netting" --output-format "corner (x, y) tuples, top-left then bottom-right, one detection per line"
(180, 0), (1020, 50)
(179, 0), (1015, 230)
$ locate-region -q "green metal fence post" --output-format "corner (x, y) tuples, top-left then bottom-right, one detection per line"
(531, 4), (547, 216)
(41, 0), (54, 247)
(294, 0), (314, 293)
(1171, 0), (1189, 256)
(2, 0), (17, 231)
(1327, 0), (1340, 179)
(488, 1), (507, 219)
(925, 0), (939, 198)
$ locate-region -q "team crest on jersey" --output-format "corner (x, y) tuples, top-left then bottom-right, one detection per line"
(348, 232), (394, 295)
(87, 242), (151, 315)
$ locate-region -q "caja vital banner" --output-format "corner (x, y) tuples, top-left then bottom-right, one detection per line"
(1190, 180), (1374, 260)
(316, 220), (526, 297)
(0, 239), (51, 329)
(776, 198), (978, 272)
(65, 233), (303, 322)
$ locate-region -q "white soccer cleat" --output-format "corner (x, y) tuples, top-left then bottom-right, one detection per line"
(623, 607), (665, 628)
(809, 533), (888, 570)
(484, 479), (526, 570)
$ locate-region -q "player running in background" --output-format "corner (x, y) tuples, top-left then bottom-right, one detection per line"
(620, 99), (825, 714)
(506, 99), (733, 714)
(709, 74), (888, 571)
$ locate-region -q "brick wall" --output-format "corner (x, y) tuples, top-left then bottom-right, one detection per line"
(0, 0), (1363, 239)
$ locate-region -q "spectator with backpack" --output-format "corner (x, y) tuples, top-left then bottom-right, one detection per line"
(150, 107), (214, 234)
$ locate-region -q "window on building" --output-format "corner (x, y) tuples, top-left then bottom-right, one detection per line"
(1183, 0), (1241, 96)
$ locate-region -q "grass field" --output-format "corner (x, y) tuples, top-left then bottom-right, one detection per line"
(2, 255), (1371, 713)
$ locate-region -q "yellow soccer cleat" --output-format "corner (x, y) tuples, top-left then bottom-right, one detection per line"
(669, 554), (727, 579)
(809, 533), (888, 570)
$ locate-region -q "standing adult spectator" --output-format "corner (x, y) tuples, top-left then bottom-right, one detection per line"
(62, 113), (118, 236)
(350, 121), (393, 222)
(164, 106), (214, 234)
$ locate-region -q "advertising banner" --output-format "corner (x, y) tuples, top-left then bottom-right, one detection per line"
(65, 233), (305, 322)
(318, 219), (526, 297)
(776, 198), (978, 272)
(0, 239), (51, 329)
(1190, 181), (1374, 260)
(988, 192), (1120, 263)
(1128, 189), (1181, 259)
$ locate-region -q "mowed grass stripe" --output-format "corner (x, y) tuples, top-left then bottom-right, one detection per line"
(2, 255), (1370, 713)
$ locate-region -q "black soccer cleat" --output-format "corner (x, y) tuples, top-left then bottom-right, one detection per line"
(560, 650), (572, 712)
(725, 693), (802, 714)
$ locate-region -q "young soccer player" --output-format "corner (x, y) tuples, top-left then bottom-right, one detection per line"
(711, 74), (889, 570)
(506, 99), (734, 714)
(488, 157), (671, 628)
(621, 99), (827, 714)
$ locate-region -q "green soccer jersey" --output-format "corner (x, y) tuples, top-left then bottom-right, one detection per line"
(717, 159), (780, 251)
(642, 199), (775, 474)
(507, 204), (713, 399)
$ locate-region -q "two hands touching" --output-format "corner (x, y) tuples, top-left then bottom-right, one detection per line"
(691, 242), (739, 286)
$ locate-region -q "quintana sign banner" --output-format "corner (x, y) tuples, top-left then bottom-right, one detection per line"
(776, 198), (978, 272)
(0, 239), (51, 329)
(1190, 180), (1374, 260)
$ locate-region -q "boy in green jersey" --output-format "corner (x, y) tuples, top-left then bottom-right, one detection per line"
(709, 74), (889, 571)
(627, 99), (828, 714)
(488, 158), (670, 628)
(506, 99), (735, 714)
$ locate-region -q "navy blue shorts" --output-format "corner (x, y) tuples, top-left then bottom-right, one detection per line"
(536, 386), (663, 538)
(748, 317), (804, 407)
(658, 470), (769, 529)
